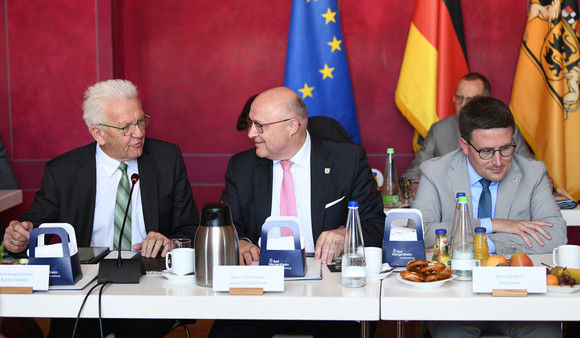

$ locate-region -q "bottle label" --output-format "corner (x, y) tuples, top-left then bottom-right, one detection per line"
(451, 259), (476, 271)
(383, 195), (400, 203)
(341, 266), (367, 277)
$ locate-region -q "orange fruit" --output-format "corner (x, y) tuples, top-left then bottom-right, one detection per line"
(547, 274), (558, 285)
(485, 255), (508, 267)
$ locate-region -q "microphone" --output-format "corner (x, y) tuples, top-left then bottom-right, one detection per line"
(98, 173), (144, 284)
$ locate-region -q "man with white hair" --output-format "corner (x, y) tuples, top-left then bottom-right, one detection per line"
(4, 79), (198, 337)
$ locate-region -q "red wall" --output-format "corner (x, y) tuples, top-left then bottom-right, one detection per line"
(0, 1), (538, 224)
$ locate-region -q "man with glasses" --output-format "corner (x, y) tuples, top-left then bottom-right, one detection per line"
(415, 96), (565, 337)
(3, 79), (198, 337)
(402, 73), (533, 187)
(212, 87), (384, 337)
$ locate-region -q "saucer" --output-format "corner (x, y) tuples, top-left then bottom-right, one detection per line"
(161, 270), (195, 283)
(367, 263), (396, 280)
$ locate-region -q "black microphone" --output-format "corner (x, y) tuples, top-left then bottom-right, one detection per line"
(116, 173), (140, 267)
(98, 173), (144, 284)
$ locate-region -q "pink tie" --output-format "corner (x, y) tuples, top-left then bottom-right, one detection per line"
(280, 160), (296, 236)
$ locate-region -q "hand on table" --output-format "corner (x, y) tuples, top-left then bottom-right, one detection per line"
(4, 221), (33, 253)
(492, 219), (553, 247)
(239, 240), (260, 265)
(133, 231), (170, 258)
(315, 228), (346, 264)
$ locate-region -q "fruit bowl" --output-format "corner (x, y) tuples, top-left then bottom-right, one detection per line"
(547, 284), (580, 294)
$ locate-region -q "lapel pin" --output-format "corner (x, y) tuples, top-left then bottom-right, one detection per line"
(513, 177), (519, 183)
(324, 168), (330, 174)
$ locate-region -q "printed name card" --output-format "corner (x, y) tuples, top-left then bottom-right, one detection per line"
(472, 266), (547, 293)
(0, 265), (50, 291)
(213, 265), (284, 292)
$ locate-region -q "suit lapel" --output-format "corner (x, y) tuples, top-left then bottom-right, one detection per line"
(310, 138), (331, 239)
(448, 151), (474, 215)
(254, 157), (273, 226)
(76, 144), (98, 246)
(496, 159), (521, 219)
(138, 148), (159, 232)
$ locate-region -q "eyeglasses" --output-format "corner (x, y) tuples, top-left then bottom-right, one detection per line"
(99, 114), (151, 136)
(453, 95), (477, 105)
(466, 139), (516, 160)
(246, 117), (297, 133)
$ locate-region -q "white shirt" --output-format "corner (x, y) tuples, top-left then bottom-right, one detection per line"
(91, 144), (146, 249)
(271, 132), (314, 252)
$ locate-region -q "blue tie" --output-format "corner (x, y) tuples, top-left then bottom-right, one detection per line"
(478, 178), (492, 219)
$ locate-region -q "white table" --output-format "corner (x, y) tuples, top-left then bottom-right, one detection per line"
(0, 189), (22, 212)
(380, 254), (575, 337)
(0, 260), (380, 336)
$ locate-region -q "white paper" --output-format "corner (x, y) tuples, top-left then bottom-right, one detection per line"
(212, 265), (284, 292)
(389, 224), (418, 241)
(472, 266), (547, 293)
(29, 223), (79, 257)
(0, 265), (50, 291)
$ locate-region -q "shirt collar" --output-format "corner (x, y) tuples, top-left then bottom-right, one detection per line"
(465, 156), (498, 188)
(274, 132), (311, 169)
(96, 144), (138, 177)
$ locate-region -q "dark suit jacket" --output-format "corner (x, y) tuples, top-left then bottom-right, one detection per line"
(221, 136), (385, 247)
(19, 138), (199, 248)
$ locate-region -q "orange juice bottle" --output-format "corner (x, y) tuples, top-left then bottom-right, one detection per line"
(474, 227), (489, 266)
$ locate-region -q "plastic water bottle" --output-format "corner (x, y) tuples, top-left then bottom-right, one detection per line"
(450, 196), (475, 281)
(341, 201), (367, 287)
(382, 148), (400, 208)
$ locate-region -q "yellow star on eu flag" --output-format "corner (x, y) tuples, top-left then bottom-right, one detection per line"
(298, 83), (314, 99)
(327, 36), (342, 52)
(319, 64), (335, 80)
(321, 8), (336, 24)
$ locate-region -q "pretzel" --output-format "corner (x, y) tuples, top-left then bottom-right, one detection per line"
(424, 269), (452, 282)
(406, 259), (430, 272)
(419, 262), (447, 275)
(400, 270), (425, 282)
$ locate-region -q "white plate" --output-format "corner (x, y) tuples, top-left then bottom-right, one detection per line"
(161, 270), (195, 283)
(547, 285), (580, 294)
(368, 263), (396, 280)
(397, 273), (456, 289)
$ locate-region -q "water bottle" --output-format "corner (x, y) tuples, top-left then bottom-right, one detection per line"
(341, 201), (367, 287)
(382, 148), (400, 208)
(450, 196), (475, 281)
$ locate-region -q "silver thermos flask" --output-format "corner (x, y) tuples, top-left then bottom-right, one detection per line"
(194, 202), (239, 287)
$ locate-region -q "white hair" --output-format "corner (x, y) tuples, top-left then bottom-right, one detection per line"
(82, 79), (138, 129)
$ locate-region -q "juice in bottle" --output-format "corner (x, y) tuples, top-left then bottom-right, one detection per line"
(474, 227), (490, 266)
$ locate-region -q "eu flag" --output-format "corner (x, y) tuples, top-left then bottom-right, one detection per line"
(284, 0), (361, 144)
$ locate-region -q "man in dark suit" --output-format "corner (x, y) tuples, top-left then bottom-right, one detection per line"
(211, 87), (384, 338)
(3, 79), (198, 338)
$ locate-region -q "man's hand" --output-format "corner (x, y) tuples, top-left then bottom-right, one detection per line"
(4, 221), (33, 253)
(314, 228), (346, 264)
(239, 240), (260, 265)
(133, 231), (170, 258)
(492, 219), (553, 247)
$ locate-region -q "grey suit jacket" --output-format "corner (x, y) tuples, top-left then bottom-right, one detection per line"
(402, 115), (534, 180)
(412, 149), (566, 254)
(221, 136), (385, 248)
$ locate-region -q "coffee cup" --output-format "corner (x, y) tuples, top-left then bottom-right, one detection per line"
(364, 247), (383, 277)
(553, 245), (580, 269)
(165, 248), (195, 276)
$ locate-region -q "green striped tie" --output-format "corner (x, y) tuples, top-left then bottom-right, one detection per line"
(113, 162), (131, 250)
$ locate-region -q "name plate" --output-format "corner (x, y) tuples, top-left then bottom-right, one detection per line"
(213, 265), (284, 292)
(0, 265), (50, 291)
(472, 266), (547, 293)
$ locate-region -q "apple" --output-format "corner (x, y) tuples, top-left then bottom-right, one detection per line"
(508, 252), (533, 266)
(485, 255), (507, 267)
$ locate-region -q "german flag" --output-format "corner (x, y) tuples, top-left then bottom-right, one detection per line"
(395, 0), (469, 151)
(510, 0), (580, 200)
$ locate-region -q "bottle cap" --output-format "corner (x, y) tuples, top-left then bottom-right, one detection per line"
(348, 201), (359, 208)
(435, 229), (446, 235)
(475, 227), (486, 233)
(458, 196), (468, 203)
(387, 148), (394, 153)
(456, 192), (466, 198)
